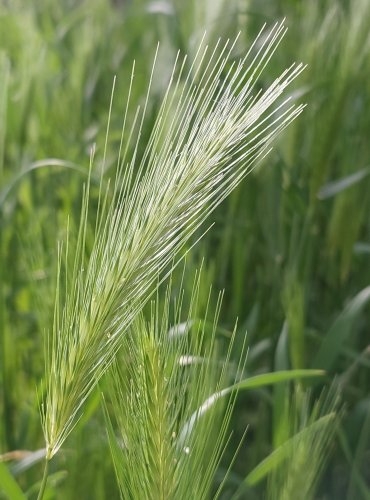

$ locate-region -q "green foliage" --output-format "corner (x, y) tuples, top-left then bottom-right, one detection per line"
(0, 0), (369, 498)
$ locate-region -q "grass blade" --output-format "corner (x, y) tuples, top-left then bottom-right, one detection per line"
(0, 462), (25, 500)
(312, 286), (370, 370)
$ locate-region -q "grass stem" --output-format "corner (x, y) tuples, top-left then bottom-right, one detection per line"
(37, 458), (49, 500)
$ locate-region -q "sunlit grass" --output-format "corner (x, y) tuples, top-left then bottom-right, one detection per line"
(41, 22), (304, 463)
(0, 0), (369, 498)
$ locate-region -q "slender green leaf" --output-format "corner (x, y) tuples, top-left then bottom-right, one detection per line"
(0, 462), (25, 500)
(178, 370), (324, 444)
(230, 369), (325, 392)
(313, 286), (370, 370)
(245, 413), (335, 486)
(273, 323), (290, 447)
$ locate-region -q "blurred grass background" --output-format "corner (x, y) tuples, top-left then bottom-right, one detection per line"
(0, 0), (369, 498)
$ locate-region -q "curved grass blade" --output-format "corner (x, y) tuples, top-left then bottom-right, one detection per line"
(0, 462), (25, 500)
(312, 286), (370, 371)
(178, 369), (324, 445)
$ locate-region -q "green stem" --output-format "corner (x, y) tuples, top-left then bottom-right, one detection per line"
(37, 458), (49, 500)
